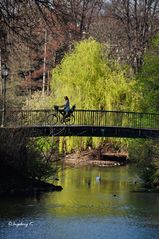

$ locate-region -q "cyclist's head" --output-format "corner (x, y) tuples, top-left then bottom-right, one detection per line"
(64, 96), (69, 100)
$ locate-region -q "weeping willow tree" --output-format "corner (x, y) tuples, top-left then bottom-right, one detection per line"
(51, 39), (133, 152)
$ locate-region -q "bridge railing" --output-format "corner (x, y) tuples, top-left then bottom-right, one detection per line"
(1, 108), (159, 129)
(73, 110), (159, 129)
(0, 109), (49, 127)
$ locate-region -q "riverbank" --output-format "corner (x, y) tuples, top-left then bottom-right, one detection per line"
(0, 170), (62, 197)
(63, 148), (128, 167)
(0, 145), (127, 196)
(0, 145), (63, 197)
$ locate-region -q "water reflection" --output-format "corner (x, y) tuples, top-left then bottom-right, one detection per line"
(0, 165), (159, 239)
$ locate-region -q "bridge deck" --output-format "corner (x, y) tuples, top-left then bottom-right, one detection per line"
(1, 125), (159, 138)
(1, 109), (159, 138)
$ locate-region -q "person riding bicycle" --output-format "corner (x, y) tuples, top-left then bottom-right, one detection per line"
(58, 96), (70, 118)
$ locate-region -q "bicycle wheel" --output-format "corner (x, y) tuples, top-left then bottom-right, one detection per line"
(47, 114), (58, 126)
(64, 115), (75, 125)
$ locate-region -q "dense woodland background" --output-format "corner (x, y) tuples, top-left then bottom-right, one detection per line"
(1, 0), (159, 100)
(1, 0), (159, 188)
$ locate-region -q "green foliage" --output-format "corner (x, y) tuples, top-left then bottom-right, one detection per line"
(21, 91), (58, 158)
(126, 36), (159, 188)
(133, 36), (159, 112)
(34, 137), (54, 153)
(25, 140), (56, 180)
(0, 92), (58, 180)
(0, 130), (54, 181)
(151, 33), (159, 48)
(128, 139), (159, 188)
(52, 39), (131, 110)
(51, 39), (132, 151)
(22, 91), (53, 110)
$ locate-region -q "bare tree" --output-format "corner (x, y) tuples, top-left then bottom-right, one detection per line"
(37, 0), (104, 38)
(0, 0), (104, 98)
(0, 1), (66, 96)
(90, 0), (159, 72)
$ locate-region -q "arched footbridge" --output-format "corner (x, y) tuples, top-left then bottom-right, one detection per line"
(1, 109), (159, 138)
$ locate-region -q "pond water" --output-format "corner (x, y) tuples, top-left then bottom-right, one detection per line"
(0, 165), (159, 239)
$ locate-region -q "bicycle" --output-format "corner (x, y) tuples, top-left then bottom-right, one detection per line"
(47, 104), (76, 126)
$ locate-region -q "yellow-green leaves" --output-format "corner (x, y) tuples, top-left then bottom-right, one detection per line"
(51, 39), (132, 151)
(52, 39), (130, 111)
(135, 36), (159, 112)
